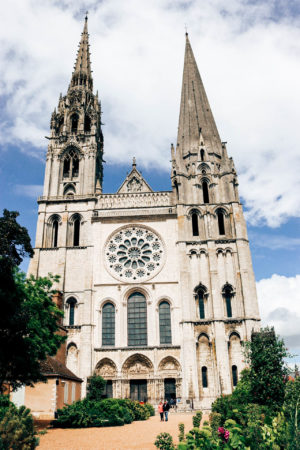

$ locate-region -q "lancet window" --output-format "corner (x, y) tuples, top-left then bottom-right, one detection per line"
(202, 180), (209, 203)
(223, 284), (234, 318)
(159, 301), (172, 344)
(67, 297), (77, 326)
(232, 365), (238, 387)
(195, 284), (207, 319)
(202, 366), (208, 388)
(191, 211), (199, 236)
(217, 209), (225, 235)
(128, 292), (147, 346)
(102, 303), (115, 346)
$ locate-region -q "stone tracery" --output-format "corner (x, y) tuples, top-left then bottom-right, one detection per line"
(105, 225), (165, 282)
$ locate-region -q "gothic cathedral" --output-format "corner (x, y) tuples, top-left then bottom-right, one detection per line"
(28, 17), (260, 408)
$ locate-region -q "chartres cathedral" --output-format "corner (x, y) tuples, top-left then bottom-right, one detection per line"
(28, 17), (260, 409)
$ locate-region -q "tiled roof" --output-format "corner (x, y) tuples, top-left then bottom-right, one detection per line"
(40, 356), (82, 382)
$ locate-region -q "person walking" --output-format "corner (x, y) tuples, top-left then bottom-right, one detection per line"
(158, 401), (164, 421)
(163, 400), (170, 421)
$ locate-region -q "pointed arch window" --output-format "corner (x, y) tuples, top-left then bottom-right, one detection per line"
(191, 212), (199, 236)
(200, 149), (205, 162)
(217, 210), (225, 235)
(128, 292), (147, 346)
(223, 284), (234, 318)
(202, 366), (208, 388)
(62, 148), (80, 179)
(198, 290), (205, 319)
(71, 114), (79, 134)
(202, 180), (209, 203)
(102, 303), (115, 347)
(84, 115), (91, 132)
(52, 219), (59, 248)
(67, 297), (77, 326)
(232, 365), (238, 387)
(73, 217), (80, 246)
(174, 180), (179, 200)
(159, 301), (172, 344)
(195, 284), (207, 319)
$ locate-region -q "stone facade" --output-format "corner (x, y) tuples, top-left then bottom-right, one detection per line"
(28, 18), (260, 409)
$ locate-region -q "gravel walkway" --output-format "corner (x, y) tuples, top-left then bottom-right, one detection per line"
(38, 412), (201, 449)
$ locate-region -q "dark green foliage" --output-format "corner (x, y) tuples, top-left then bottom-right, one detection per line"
(144, 402), (155, 417)
(52, 398), (151, 428)
(86, 375), (106, 401)
(0, 209), (65, 393)
(0, 396), (12, 422)
(283, 377), (300, 448)
(0, 404), (38, 449)
(120, 399), (150, 421)
(209, 411), (221, 438)
(185, 427), (213, 449)
(178, 422), (185, 442)
(154, 432), (175, 450)
(192, 411), (202, 428)
(245, 327), (289, 411)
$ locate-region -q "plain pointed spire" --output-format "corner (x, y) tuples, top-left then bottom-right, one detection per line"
(177, 33), (222, 156)
(70, 15), (93, 91)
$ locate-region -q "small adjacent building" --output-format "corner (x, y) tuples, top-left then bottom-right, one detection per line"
(11, 293), (82, 420)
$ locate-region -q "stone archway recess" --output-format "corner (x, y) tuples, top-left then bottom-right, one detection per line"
(95, 357), (117, 378)
(121, 354), (154, 401)
(157, 356), (182, 401)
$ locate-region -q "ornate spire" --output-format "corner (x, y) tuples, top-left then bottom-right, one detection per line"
(70, 15), (93, 91)
(176, 33), (222, 156)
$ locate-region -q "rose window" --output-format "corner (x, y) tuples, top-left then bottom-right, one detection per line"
(105, 226), (165, 282)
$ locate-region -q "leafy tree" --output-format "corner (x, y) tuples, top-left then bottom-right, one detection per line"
(86, 375), (107, 401)
(244, 327), (289, 411)
(0, 209), (65, 393)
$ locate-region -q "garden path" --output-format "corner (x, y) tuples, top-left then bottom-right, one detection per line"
(38, 412), (208, 449)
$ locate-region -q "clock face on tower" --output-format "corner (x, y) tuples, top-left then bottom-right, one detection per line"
(104, 225), (165, 282)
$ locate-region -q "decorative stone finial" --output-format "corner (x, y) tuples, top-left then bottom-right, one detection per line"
(132, 157), (136, 167)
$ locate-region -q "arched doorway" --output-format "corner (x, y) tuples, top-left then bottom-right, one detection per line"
(122, 354), (153, 402)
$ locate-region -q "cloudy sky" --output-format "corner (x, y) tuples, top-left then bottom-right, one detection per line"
(1, 0), (300, 361)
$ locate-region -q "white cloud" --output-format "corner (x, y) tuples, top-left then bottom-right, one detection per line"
(14, 184), (43, 198)
(257, 274), (300, 356)
(1, 0), (300, 225)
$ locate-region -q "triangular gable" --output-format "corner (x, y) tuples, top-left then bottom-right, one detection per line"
(117, 159), (153, 193)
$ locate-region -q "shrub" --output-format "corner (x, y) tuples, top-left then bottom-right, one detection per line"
(192, 410), (202, 428)
(178, 422), (185, 442)
(283, 377), (300, 448)
(0, 404), (39, 449)
(53, 398), (135, 428)
(209, 411), (221, 434)
(144, 403), (155, 417)
(154, 432), (175, 450)
(52, 397), (152, 428)
(0, 395), (12, 422)
(86, 375), (106, 401)
(186, 427), (213, 449)
(121, 399), (150, 421)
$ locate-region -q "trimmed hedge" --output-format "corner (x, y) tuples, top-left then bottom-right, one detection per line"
(52, 398), (153, 428)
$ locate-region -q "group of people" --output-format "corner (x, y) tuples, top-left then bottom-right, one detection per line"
(158, 398), (177, 421)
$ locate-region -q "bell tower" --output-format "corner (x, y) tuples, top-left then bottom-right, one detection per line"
(43, 15), (103, 199)
(172, 34), (260, 403)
